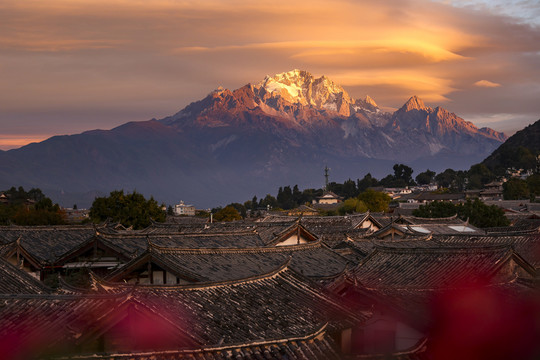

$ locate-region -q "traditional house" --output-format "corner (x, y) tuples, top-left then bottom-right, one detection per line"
(0, 257), (51, 294)
(174, 200), (196, 216)
(286, 204), (319, 216)
(105, 239), (350, 285)
(480, 181), (504, 200)
(367, 215), (484, 240)
(0, 225), (99, 281)
(1, 264), (365, 359)
(314, 191), (343, 205)
(330, 241), (538, 357)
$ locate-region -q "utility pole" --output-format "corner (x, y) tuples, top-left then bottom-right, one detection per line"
(324, 166), (330, 191)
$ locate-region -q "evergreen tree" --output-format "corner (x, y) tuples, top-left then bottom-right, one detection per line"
(357, 173), (379, 192)
(342, 179), (358, 199)
(251, 196), (258, 210)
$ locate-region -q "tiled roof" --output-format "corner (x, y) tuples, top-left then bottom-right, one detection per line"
(0, 225), (97, 265)
(397, 215), (463, 225)
(53, 326), (343, 359)
(435, 233), (540, 269)
(0, 292), (142, 357)
(352, 241), (517, 290)
(1, 265), (363, 358)
(107, 240), (351, 282)
(99, 266), (365, 346)
(0, 258), (51, 294)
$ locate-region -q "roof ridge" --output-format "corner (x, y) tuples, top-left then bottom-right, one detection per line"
(147, 239), (323, 254)
(0, 291), (130, 300)
(373, 242), (513, 253)
(97, 258), (293, 291)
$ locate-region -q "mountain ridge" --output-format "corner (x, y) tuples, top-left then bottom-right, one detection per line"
(0, 70), (507, 207)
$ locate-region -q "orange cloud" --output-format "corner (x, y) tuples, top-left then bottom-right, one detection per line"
(474, 80), (501, 88)
(0, 0), (538, 139)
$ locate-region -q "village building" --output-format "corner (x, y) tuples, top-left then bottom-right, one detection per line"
(0, 211), (539, 358)
(313, 190), (343, 205)
(174, 200), (196, 216)
(480, 180), (504, 200)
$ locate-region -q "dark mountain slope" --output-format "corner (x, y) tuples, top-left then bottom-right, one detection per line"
(482, 119), (540, 174)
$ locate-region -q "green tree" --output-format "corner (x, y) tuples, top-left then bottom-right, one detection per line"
(227, 202), (247, 218)
(338, 198), (368, 215)
(526, 174), (540, 198)
(467, 164), (495, 189)
(292, 185), (303, 205)
(435, 169), (457, 188)
(358, 189), (391, 212)
(393, 164), (415, 185)
(12, 207), (65, 226)
(342, 179), (358, 199)
(89, 190), (166, 229)
(413, 201), (457, 218)
(416, 169), (436, 185)
(277, 186), (296, 210)
(503, 178), (530, 200)
(259, 194), (278, 210)
(0, 186), (65, 225)
(434, 169), (466, 191)
(251, 196), (258, 210)
(357, 173), (379, 192)
(413, 199), (509, 228)
(213, 205), (242, 222)
(456, 199), (510, 228)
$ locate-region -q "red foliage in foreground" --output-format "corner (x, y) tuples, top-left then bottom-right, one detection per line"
(428, 281), (540, 360)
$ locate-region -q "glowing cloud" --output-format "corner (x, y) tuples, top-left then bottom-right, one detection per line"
(474, 80), (501, 88)
(0, 0), (539, 149)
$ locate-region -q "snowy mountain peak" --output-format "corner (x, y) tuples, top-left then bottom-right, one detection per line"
(364, 95), (378, 108)
(255, 70), (352, 114)
(401, 95), (429, 111)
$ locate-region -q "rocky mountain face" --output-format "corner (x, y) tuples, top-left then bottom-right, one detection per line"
(162, 69), (505, 161)
(0, 70), (507, 207)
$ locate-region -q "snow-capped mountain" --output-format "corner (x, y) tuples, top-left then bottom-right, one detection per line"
(0, 70), (507, 207)
(162, 70), (505, 159)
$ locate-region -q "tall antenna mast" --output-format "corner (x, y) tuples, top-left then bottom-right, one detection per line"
(324, 166), (330, 191)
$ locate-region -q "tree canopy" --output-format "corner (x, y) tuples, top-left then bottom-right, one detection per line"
(0, 186), (65, 226)
(213, 205), (242, 222)
(413, 199), (510, 228)
(358, 189), (391, 212)
(415, 169), (436, 185)
(89, 190), (165, 229)
(338, 198), (368, 215)
(503, 178), (530, 200)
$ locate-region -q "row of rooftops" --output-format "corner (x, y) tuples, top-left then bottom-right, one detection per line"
(0, 212), (539, 359)
(1, 212), (538, 273)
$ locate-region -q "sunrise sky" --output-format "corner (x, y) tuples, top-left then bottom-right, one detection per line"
(1, 0), (539, 150)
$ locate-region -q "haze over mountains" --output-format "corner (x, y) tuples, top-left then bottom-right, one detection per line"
(0, 70), (507, 207)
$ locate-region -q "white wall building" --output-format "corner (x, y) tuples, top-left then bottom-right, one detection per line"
(174, 201), (196, 216)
